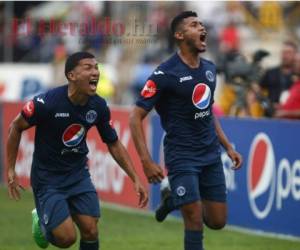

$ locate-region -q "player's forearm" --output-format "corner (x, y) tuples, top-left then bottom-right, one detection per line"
(6, 123), (23, 171)
(107, 140), (139, 182)
(129, 113), (152, 165)
(214, 116), (233, 151)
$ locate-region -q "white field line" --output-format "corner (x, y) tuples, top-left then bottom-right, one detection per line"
(101, 201), (300, 242)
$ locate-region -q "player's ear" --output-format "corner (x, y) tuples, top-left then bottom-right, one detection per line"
(67, 71), (75, 81)
(174, 31), (184, 41)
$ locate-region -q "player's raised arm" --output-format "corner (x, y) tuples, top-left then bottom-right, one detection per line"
(129, 106), (164, 184)
(106, 139), (148, 208)
(6, 114), (32, 200)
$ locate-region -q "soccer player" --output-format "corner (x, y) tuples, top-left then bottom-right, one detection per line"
(129, 11), (242, 250)
(6, 52), (148, 250)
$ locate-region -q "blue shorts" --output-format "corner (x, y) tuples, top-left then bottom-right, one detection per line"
(168, 161), (226, 208)
(33, 176), (100, 233)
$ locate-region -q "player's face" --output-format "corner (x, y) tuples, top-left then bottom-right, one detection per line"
(295, 53), (300, 75)
(71, 58), (100, 96)
(281, 45), (296, 68)
(180, 17), (207, 53)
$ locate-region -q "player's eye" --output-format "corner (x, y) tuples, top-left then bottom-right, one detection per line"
(83, 65), (92, 70)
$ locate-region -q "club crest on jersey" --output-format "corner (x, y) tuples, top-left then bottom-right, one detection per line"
(62, 124), (85, 147)
(22, 100), (35, 117)
(86, 110), (97, 123)
(192, 83), (211, 110)
(205, 70), (215, 82)
(141, 80), (157, 98)
(176, 186), (186, 197)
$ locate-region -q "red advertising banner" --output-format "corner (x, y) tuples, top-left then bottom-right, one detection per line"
(88, 108), (149, 209)
(2, 102), (149, 209)
(2, 102), (34, 188)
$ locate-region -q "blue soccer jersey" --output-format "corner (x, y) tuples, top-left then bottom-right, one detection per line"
(21, 85), (118, 188)
(136, 53), (221, 173)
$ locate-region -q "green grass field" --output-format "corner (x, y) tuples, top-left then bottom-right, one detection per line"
(0, 186), (299, 250)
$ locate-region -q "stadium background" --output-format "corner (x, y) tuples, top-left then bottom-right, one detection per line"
(0, 1), (300, 249)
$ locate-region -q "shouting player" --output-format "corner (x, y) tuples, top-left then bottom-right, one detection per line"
(7, 52), (148, 250)
(130, 11), (242, 250)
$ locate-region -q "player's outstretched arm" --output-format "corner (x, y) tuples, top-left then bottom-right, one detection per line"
(129, 106), (164, 184)
(6, 114), (32, 200)
(107, 140), (148, 208)
(213, 116), (243, 170)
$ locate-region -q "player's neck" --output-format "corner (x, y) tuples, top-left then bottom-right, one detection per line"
(178, 49), (200, 69)
(68, 84), (89, 106)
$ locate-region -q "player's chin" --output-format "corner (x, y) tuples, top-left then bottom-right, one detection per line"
(87, 85), (98, 96)
(86, 88), (97, 96)
(88, 90), (97, 96)
(195, 43), (206, 53)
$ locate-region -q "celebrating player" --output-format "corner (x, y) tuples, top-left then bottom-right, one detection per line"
(6, 52), (148, 250)
(129, 11), (242, 250)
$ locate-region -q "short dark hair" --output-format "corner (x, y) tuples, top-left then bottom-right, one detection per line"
(170, 11), (198, 34)
(65, 51), (95, 79)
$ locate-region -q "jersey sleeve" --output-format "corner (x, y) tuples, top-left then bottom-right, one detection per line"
(20, 94), (46, 125)
(136, 70), (168, 111)
(96, 104), (118, 144)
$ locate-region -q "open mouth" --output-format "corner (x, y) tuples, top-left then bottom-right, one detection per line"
(200, 31), (207, 42)
(89, 79), (98, 90)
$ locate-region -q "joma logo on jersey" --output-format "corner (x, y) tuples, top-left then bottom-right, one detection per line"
(179, 75), (193, 83)
(153, 70), (164, 75)
(55, 113), (70, 118)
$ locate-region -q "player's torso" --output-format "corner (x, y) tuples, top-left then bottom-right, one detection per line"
(161, 59), (220, 169)
(164, 65), (215, 121)
(35, 87), (100, 157)
(137, 55), (220, 169)
(157, 57), (216, 126)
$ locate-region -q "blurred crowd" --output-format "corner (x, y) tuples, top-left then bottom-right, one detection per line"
(217, 39), (300, 120)
(0, 1), (300, 119)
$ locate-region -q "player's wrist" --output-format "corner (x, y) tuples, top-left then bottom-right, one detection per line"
(141, 158), (153, 166)
(226, 146), (234, 153)
(131, 174), (141, 184)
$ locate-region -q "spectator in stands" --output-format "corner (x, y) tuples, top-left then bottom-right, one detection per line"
(215, 20), (241, 115)
(259, 40), (298, 105)
(219, 20), (240, 52)
(274, 52), (300, 119)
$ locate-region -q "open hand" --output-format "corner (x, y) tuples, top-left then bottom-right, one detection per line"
(134, 180), (148, 208)
(227, 148), (243, 170)
(7, 169), (24, 201)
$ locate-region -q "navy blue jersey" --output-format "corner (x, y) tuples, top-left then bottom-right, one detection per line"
(21, 85), (118, 188)
(136, 53), (221, 172)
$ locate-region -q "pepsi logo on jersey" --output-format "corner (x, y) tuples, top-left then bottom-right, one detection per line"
(62, 124), (85, 147)
(192, 83), (211, 110)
